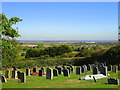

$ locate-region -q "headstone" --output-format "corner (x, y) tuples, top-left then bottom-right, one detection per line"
(19, 72), (26, 83)
(26, 68), (30, 76)
(17, 71), (22, 79)
(38, 70), (43, 76)
(2, 76), (7, 82)
(62, 66), (67, 69)
(41, 67), (44, 72)
(108, 78), (119, 85)
(81, 66), (85, 73)
(63, 69), (70, 77)
(83, 65), (87, 72)
(70, 65), (74, 73)
(93, 67), (98, 75)
(57, 67), (62, 74)
(67, 67), (71, 74)
(100, 66), (107, 76)
(12, 70), (18, 79)
(53, 69), (59, 76)
(112, 65), (118, 73)
(5, 70), (10, 78)
(87, 64), (91, 71)
(76, 67), (81, 75)
(118, 64), (120, 70)
(46, 68), (53, 79)
(108, 65), (112, 71)
(33, 68), (37, 73)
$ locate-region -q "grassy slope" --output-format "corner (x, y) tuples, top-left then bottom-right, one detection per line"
(2, 66), (120, 88)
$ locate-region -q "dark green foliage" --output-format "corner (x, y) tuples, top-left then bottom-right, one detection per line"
(37, 43), (44, 48)
(25, 45), (73, 58)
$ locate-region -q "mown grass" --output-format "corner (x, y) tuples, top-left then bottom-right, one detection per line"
(2, 66), (120, 88)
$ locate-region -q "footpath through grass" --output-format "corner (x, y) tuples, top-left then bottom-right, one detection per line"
(2, 66), (120, 88)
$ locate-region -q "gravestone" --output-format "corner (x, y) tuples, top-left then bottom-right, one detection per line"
(70, 65), (74, 73)
(46, 68), (53, 79)
(12, 70), (18, 79)
(26, 68), (30, 76)
(118, 64), (120, 70)
(33, 68), (37, 73)
(100, 66), (107, 76)
(13, 67), (17, 70)
(57, 67), (62, 74)
(41, 67), (44, 72)
(76, 67), (81, 75)
(62, 66), (67, 69)
(81, 66), (85, 73)
(63, 69), (70, 77)
(2, 76), (7, 82)
(19, 72), (26, 83)
(53, 69), (59, 76)
(5, 70), (10, 78)
(108, 65), (112, 71)
(67, 67), (71, 74)
(39, 70), (43, 76)
(108, 78), (119, 85)
(83, 65), (87, 72)
(93, 67), (98, 75)
(17, 71), (22, 79)
(112, 65), (118, 73)
(87, 64), (91, 71)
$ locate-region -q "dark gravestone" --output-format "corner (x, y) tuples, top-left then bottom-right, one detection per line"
(46, 68), (53, 79)
(26, 68), (30, 76)
(87, 64), (91, 71)
(81, 66), (85, 73)
(5, 70), (10, 78)
(63, 69), (70, 77)
(108, 78), (119, 85)
(83, 65), (87, 72)
(108, 65), (112, 71)
(76, 67), (81, 75)
(70, 65), (74, 73)
(67, 67), (71, 74)
(19, 72), (26, 83)
(2, 76), (7, 82)
(57, 68), (62, 74)
(53, 69), (59, 76)
(12, 70), (17, 79)
(112, 65), (118, 73)
(39, 70), (43, 76)
(41, 67), (44, 72)
(17, 71), (22, 79)
(118, 64), (120, 70)
(100, 66), (107, 76)
(33, 68), (37, 73)
(93, 67), (98, 75)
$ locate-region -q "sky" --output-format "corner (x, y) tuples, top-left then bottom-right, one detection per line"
(2, 2), (118, 40)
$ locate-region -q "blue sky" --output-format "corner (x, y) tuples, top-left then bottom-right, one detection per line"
(2, 2), (118, 40)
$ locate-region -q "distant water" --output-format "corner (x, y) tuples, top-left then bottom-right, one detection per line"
(17, 40), (118, 43)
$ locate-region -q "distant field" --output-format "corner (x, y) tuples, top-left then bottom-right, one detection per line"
(2, 66), (119, 88)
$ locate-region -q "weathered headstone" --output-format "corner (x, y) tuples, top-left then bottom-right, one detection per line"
(12, 70), (18, 79)
(39, 70), (43, 76)
(63, 69), (70, 77)
(67, 67), (71, 74)
(108, 78), (119, 85)
(33, 68), (37, 73)
(93, 67), (98, 75)
(26, 68), (30, 76)
(53, 69), (59, 76)
(100, 66), (107, 76)
(46, 68), (53, 79)
(5, 70), (10, 78)
(108, 65), (112, 71)
(57, 67), (62, 74)
(76, 67), (81, 75)
(2, 76), (7, 82)
(87, 64), (91, 71)
(17, 71), (22, 79)
(81, 66), (86, 73)
(19, 72), (26, 83)
(112, 65), (118, 73)
(70, 65), (74, 73)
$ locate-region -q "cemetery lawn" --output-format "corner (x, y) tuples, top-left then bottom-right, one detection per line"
(2, 67), (120, 88)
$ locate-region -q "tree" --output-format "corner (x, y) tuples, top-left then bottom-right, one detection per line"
(1, 13), (22, 68)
